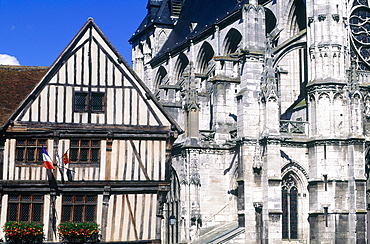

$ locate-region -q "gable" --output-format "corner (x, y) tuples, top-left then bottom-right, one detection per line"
(9, 18), (181, 133)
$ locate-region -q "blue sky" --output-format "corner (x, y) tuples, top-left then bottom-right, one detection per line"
(0, 0), (148, 66)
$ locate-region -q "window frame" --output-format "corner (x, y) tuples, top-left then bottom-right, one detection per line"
(69, 139), (100, 166)
(15, 138), (47, 166)
(74, 92), (89, 112)
(61, 195), (97, 223)
(7, 194), (44, 222)
(74, 91), (105, 113)
(282, 175), (299, 240)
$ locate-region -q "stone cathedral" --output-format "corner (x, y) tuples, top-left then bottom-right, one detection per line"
(130, 0), (370, 243)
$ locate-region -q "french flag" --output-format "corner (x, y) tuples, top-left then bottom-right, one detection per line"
(42, 147), (55, 169)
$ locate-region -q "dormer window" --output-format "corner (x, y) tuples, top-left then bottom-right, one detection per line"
(171, 1), (182, 17)
(74, 91), (105, 113)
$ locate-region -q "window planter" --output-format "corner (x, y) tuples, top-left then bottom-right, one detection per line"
(3, 222), (44, 244)
(58, 222), (100, 244)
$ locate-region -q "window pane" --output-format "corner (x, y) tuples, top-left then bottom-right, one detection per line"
(37, 149), (43, 161)
(76, 196), (84, 202)
(282, 188), (289, 239)
(22, 195), (30, 201)
(80, 149), (88, 161)
(71, 140), (79, 147)
(75, 92), (88, 111)
(81, 140), (89, 147)
(17, 140), (25, 146)
(21, 204), (30, 222)
(8, 204), (18, 221)
(91, 149), (99, 162)
(85, 206), (95, 222)
(33, 195), (43, 201)
(91, 93), (104, 111)
(62, 206), (72, 222)
(290, 187), (298, 239)
(9, 195), (19, 201)
(87, 196), (96, 202)
(70, 149), (78, 161)
(27, 149), (35, 161)
(75, 206), (83, 222)
(64, 195), (73, 203)
(17, 149), (24, 161)
(33, 204), (42, 222)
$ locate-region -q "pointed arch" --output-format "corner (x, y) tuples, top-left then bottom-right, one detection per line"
(309, 94), (317, 135)
(142, 36), (152, 55)
(317, 93), (330, 135)
(155, 66), (168, 88)
(223, 28), (242, 55)
(165, 167), (181, 243)
(351, 92), (363, 135)
(265, 8), (277, 35)
(158, 30), (168, 50)
(282, 173), (299, 239)
(287, 0), (306, 36)
(364, 95), (370, 118)
(197, 42), (215, 74)
(334, 93), (345, 134)
(174, 53), (189, 83)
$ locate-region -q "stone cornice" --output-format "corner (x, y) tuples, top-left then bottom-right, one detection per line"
(306, 138), (366, 147)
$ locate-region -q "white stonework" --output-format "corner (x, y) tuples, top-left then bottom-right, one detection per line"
(131, 0), (370, 243)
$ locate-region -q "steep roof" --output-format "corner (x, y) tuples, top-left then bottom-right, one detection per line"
(0, 65), (49, 130)
(129, 0), (175, 43)
(157, 0), (247, 56)
(2, 18), (183, 134)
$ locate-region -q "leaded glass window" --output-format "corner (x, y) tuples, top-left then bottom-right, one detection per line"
(61, 195), (97, 222)
(16, 139), (47, 164)
(282, 175), (298, 239)
(75, 92), (88, 111)
(74, 91), (105, 112)
(70, 140), (100, 165)
(8, 194), (44, 222)
(91, 92), (104, 112)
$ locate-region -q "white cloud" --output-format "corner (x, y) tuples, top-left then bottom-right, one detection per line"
(0, 54), (20, 65)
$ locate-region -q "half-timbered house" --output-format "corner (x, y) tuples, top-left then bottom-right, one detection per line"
(0, 18), (182, 243)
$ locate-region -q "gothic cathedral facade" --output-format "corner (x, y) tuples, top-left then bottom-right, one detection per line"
(130, 0), (370, 243)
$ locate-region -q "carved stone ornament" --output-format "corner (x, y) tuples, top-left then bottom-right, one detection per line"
(332, 14), (340, 22)
(318, 14), (327, 21)
(350, 1), (370, 70)
(253, 202), (263, 213)
(308, 17), (314, 25)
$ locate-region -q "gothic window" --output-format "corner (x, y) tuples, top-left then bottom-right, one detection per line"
(74, 92), (105, 113)
(69, 140), (100, 165)
(8, 194), (44, 222)
(16, 138), (47, 164)
(61, 195), (97, 222)
(350, 0), (370, 70)
(158, 31), (168, 51)
(282, 175), (298, 239)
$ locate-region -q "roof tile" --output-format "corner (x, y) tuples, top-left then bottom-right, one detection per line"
(0, 65), (49, 129)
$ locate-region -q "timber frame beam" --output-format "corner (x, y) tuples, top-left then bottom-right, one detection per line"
(0, 180), (171, 195)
